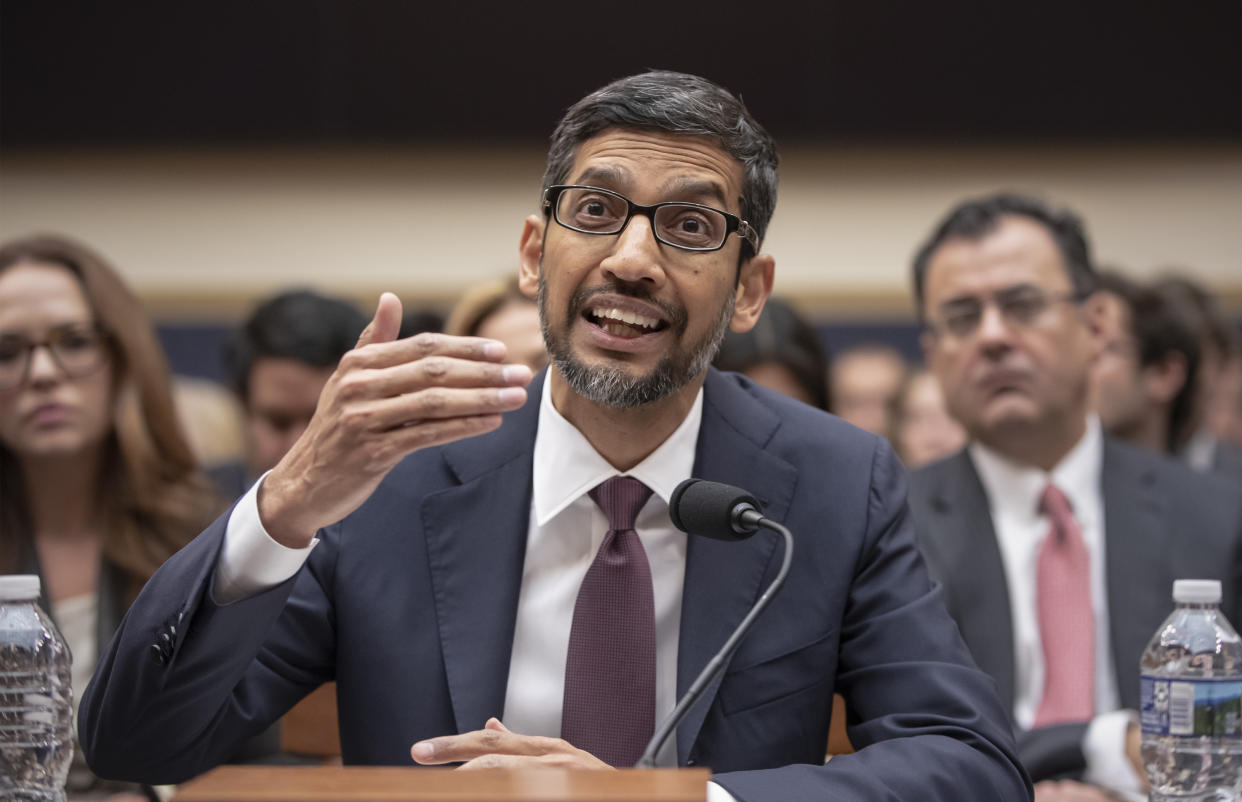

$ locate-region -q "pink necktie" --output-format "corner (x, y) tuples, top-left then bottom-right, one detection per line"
(561, 477), (655, 766)
(1033, 483), (1096, 727)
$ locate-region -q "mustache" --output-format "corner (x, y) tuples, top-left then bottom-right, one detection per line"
(566, 283), (688, 333)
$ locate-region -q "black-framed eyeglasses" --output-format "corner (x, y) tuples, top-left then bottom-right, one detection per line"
(926, 287), (1084, 340)
(542, 184), (758, 253)
(0, 323), (111, 390)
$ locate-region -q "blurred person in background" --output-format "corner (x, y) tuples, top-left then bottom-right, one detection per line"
(1152, 273), (1242, 478)
(398, 307), (444, 340)
(905, 193), (1242, 801)
(1214, 350), (1242, 448)
(0, 234), (221, 800)
(829, 342), (905, 435)
(712, 296), (830, 410)
(219, 289), (368, 497)
(1091, 270), (1199, 456)
(889, 367), (966, 468)
(443, 275), (547, 373)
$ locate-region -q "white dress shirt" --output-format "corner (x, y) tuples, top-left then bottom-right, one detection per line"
(969, 416), (1143, 798)
(213, 374), (736, 801)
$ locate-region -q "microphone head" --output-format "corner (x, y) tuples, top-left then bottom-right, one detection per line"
(670, 479), (761, 541)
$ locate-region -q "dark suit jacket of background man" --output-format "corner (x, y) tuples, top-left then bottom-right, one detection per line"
(81, 369), (1031, 800)
(908, 438), (1242, 782)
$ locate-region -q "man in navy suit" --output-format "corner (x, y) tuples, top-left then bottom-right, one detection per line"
(81, 71), (1029, 800)
(906, 193), (1242, 801)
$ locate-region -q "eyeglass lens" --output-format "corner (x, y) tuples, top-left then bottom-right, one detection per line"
(0, 324), (108, 389)
(936, 288), (1064, 338)
(555, 187), (730, 251)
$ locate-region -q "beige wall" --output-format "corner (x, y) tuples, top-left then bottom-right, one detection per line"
(2, 143), (1240, 319)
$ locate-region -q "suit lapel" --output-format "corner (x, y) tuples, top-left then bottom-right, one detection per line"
(925, 451), (1017, 712)
(1101, 439), (1169, 708)
(675, 371), (797, 763)
(421, 372), (542, 733)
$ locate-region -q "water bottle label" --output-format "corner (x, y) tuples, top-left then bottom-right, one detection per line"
(1141, 675), (1242, 736)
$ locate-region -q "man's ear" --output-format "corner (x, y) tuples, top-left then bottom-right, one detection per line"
(729, 253), (775, 333)
(518, 214), (545, 299)
(1083, 290), (1113, 361)
(1145, 353), (1190, 405)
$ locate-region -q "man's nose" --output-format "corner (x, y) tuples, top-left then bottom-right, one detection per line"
(976, 302), (1015, 342)
(600, 214), (667, 286)
(974, 302), (1018, 356)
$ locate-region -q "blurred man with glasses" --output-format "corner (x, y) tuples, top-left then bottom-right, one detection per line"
(82, 72), (1028, 799)
(906, 193), (1242, 801)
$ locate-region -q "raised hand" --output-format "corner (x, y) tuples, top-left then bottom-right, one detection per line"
(258, 293), (532, 547)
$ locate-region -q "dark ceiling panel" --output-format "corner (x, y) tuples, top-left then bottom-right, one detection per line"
(2, 0), (1239, 146)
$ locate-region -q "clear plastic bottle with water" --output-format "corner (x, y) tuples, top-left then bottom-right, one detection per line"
(0, 574), (74, 802)
(1141, 579), (1242, 801)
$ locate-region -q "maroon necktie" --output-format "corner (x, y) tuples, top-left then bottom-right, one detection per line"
(561, 476), (656, 767)
(1033, 483), (1096, 727)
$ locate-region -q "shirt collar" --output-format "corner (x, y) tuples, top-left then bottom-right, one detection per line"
(531, 370), (704, 526)
(1181, 426), (1218, 472)
(969, 415), (1103, 524)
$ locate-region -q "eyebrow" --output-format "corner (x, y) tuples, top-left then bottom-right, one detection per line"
(659, 177), (731, 210)
(938, 283), (1046, 309)
(0, 320), (97, 336)
(568, 169), (733, 211)
(572, 166), (627, 189)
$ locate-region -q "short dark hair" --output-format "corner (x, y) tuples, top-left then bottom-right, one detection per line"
(713, 298), (831, 411)
(1098, 270), (1201, 450)
(542, 71), (779, 258)
(224, 289), (367, 401)
(911, 192), (1096, 320)
(1150, 272), (1240, 359)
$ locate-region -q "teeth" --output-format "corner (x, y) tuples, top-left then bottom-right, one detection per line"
(594, 307), (658, 329)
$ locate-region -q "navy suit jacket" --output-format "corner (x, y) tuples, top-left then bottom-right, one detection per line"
(909, 439), (1242, 782)
(81, 369), (1030, 800)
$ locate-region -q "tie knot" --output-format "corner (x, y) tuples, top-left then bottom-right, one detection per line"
(589, 476), (652, 531)
(1039, 483), (1074, 522)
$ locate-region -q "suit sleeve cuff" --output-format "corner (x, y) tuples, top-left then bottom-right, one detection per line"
(706, 781), (738, 802)
(212, 471), (318, 604)
(1082, 709), (1144, 796)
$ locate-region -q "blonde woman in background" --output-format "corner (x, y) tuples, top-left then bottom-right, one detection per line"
(444, 275), (547, 373)
(0, 234), (220, 800)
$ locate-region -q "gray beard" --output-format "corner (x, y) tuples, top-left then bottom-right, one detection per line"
(538, 272), (735, 409)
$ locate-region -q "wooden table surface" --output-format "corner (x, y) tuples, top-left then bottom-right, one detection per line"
(172, 765), (710, 802)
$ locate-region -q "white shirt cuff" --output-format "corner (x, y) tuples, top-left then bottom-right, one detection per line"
(706, 781), (738, 802)
(212, 472), (318, 604)
(1082, 709), (1145, 799)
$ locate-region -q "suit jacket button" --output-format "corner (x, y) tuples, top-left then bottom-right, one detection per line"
(150, 643), (168, 665)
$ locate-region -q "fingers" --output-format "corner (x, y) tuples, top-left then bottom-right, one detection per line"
(342, 357), (531, 402)
(337, 385), (527, 437)
(350, 332), (512, 372)
(485, 717), (511, 733)
(357, 292), (404, 349)
(411, 727), (563, 765)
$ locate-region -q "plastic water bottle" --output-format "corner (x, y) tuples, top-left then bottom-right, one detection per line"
(1141, 579), (1242, 801)
(0, 575), (73, 801)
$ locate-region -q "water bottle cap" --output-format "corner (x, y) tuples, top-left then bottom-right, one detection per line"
(1173, 579), (1222, 604)
(0, 574), (41, 601)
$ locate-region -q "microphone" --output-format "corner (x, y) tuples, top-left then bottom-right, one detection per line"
(635, 479), (795, 768)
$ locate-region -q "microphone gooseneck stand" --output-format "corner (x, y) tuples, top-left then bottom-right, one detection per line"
(634, 502), (793, 768)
